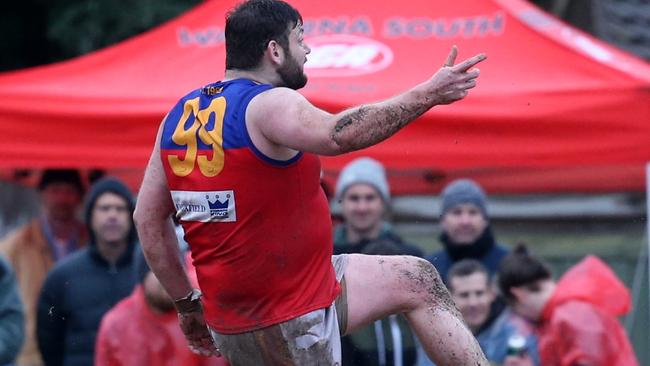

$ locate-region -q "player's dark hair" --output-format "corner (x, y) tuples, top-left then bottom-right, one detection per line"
(225, 0), (302, 70)
(498, 243), (552, 301)
(447, 259), (489, 291)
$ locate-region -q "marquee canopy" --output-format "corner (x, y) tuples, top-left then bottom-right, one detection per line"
(1, 0), (649, 193)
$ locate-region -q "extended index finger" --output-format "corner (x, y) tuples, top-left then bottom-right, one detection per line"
(452, 53), (487, 72)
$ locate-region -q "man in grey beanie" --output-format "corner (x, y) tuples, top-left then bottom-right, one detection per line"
(425, 179), (509, 284)
(333, 157), (421, 258)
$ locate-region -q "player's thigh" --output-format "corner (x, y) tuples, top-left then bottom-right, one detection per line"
(343, 253), (437, 334)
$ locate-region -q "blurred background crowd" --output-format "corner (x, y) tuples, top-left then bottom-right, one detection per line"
(0, 163), (646, 365)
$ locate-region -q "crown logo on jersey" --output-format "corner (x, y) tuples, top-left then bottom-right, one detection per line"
(206, 194), (230, 218)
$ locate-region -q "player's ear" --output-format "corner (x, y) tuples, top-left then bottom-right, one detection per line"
(266, 40), (284, 65)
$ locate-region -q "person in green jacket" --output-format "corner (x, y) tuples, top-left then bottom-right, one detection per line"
(333, 157), (423, 366)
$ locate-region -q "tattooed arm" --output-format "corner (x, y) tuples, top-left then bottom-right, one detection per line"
(328, 91), (435, 152)
(246, 47), (486, 157)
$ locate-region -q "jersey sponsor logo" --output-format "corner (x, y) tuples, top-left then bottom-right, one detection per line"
(305, 34), (393, 77)
(171, 190), (236, 222)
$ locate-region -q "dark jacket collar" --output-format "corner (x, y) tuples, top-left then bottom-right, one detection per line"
(88, 241), (136, 269)
(333, 222), (398, 246)
(440, 226), (495, 261)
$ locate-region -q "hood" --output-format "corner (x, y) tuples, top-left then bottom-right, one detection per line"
(84, 177), (137, 247)
(543, 255), (631, 320)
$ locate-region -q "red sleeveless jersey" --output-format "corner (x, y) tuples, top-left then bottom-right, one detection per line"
(159, 79), (340, 333)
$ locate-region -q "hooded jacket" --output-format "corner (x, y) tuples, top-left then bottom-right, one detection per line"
(95, 285), (227, 366)
(538, 256), (639, 366)
(36, 178), (138, 366)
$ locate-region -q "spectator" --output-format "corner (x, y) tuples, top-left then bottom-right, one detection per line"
(334, 157), (422, 365)
(498, 245), (639, 366)
(446, 259), (539, 366)
(0, 169), (86, 366)
(0, 255), (25, 364)
(426, 179), (509, 284)
(333, 157), (422, 257)
(36, 178), (138, 366)
(95, 249), (227, 366)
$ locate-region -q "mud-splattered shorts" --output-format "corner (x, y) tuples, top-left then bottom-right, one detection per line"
(209, 255), (349, 366)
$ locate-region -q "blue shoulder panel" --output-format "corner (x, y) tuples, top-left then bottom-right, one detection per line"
(161, 79), (303, 166)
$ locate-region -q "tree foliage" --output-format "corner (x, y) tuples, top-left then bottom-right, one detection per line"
(0, 0), (200, 72)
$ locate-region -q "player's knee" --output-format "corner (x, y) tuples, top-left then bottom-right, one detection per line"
(400, 257), (449, 309)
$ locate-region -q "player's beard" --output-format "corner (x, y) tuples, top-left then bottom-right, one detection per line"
(277, 50), (307, 90)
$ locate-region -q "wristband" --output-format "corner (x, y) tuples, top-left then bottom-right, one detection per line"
(174, 288), (202, 313)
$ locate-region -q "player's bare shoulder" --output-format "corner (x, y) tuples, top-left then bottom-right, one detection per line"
(245, 87), (315, 136)
(245, 86), (333, 154)
(246, 87), (306, 125)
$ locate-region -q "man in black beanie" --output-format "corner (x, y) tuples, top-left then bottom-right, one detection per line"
(426, 179), (509, 284)
(36, 177), (138, 366)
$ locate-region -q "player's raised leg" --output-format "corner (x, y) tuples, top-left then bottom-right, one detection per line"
(343, 254), (488, 365)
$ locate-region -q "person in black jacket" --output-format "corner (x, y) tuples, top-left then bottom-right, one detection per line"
(36, 178), (138, 366)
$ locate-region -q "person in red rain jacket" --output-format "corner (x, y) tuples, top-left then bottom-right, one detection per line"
(498, 245), (639, 366)
(95, 250), (228, 366)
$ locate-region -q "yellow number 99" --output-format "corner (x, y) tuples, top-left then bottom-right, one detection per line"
(168, 97), (226, 177)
